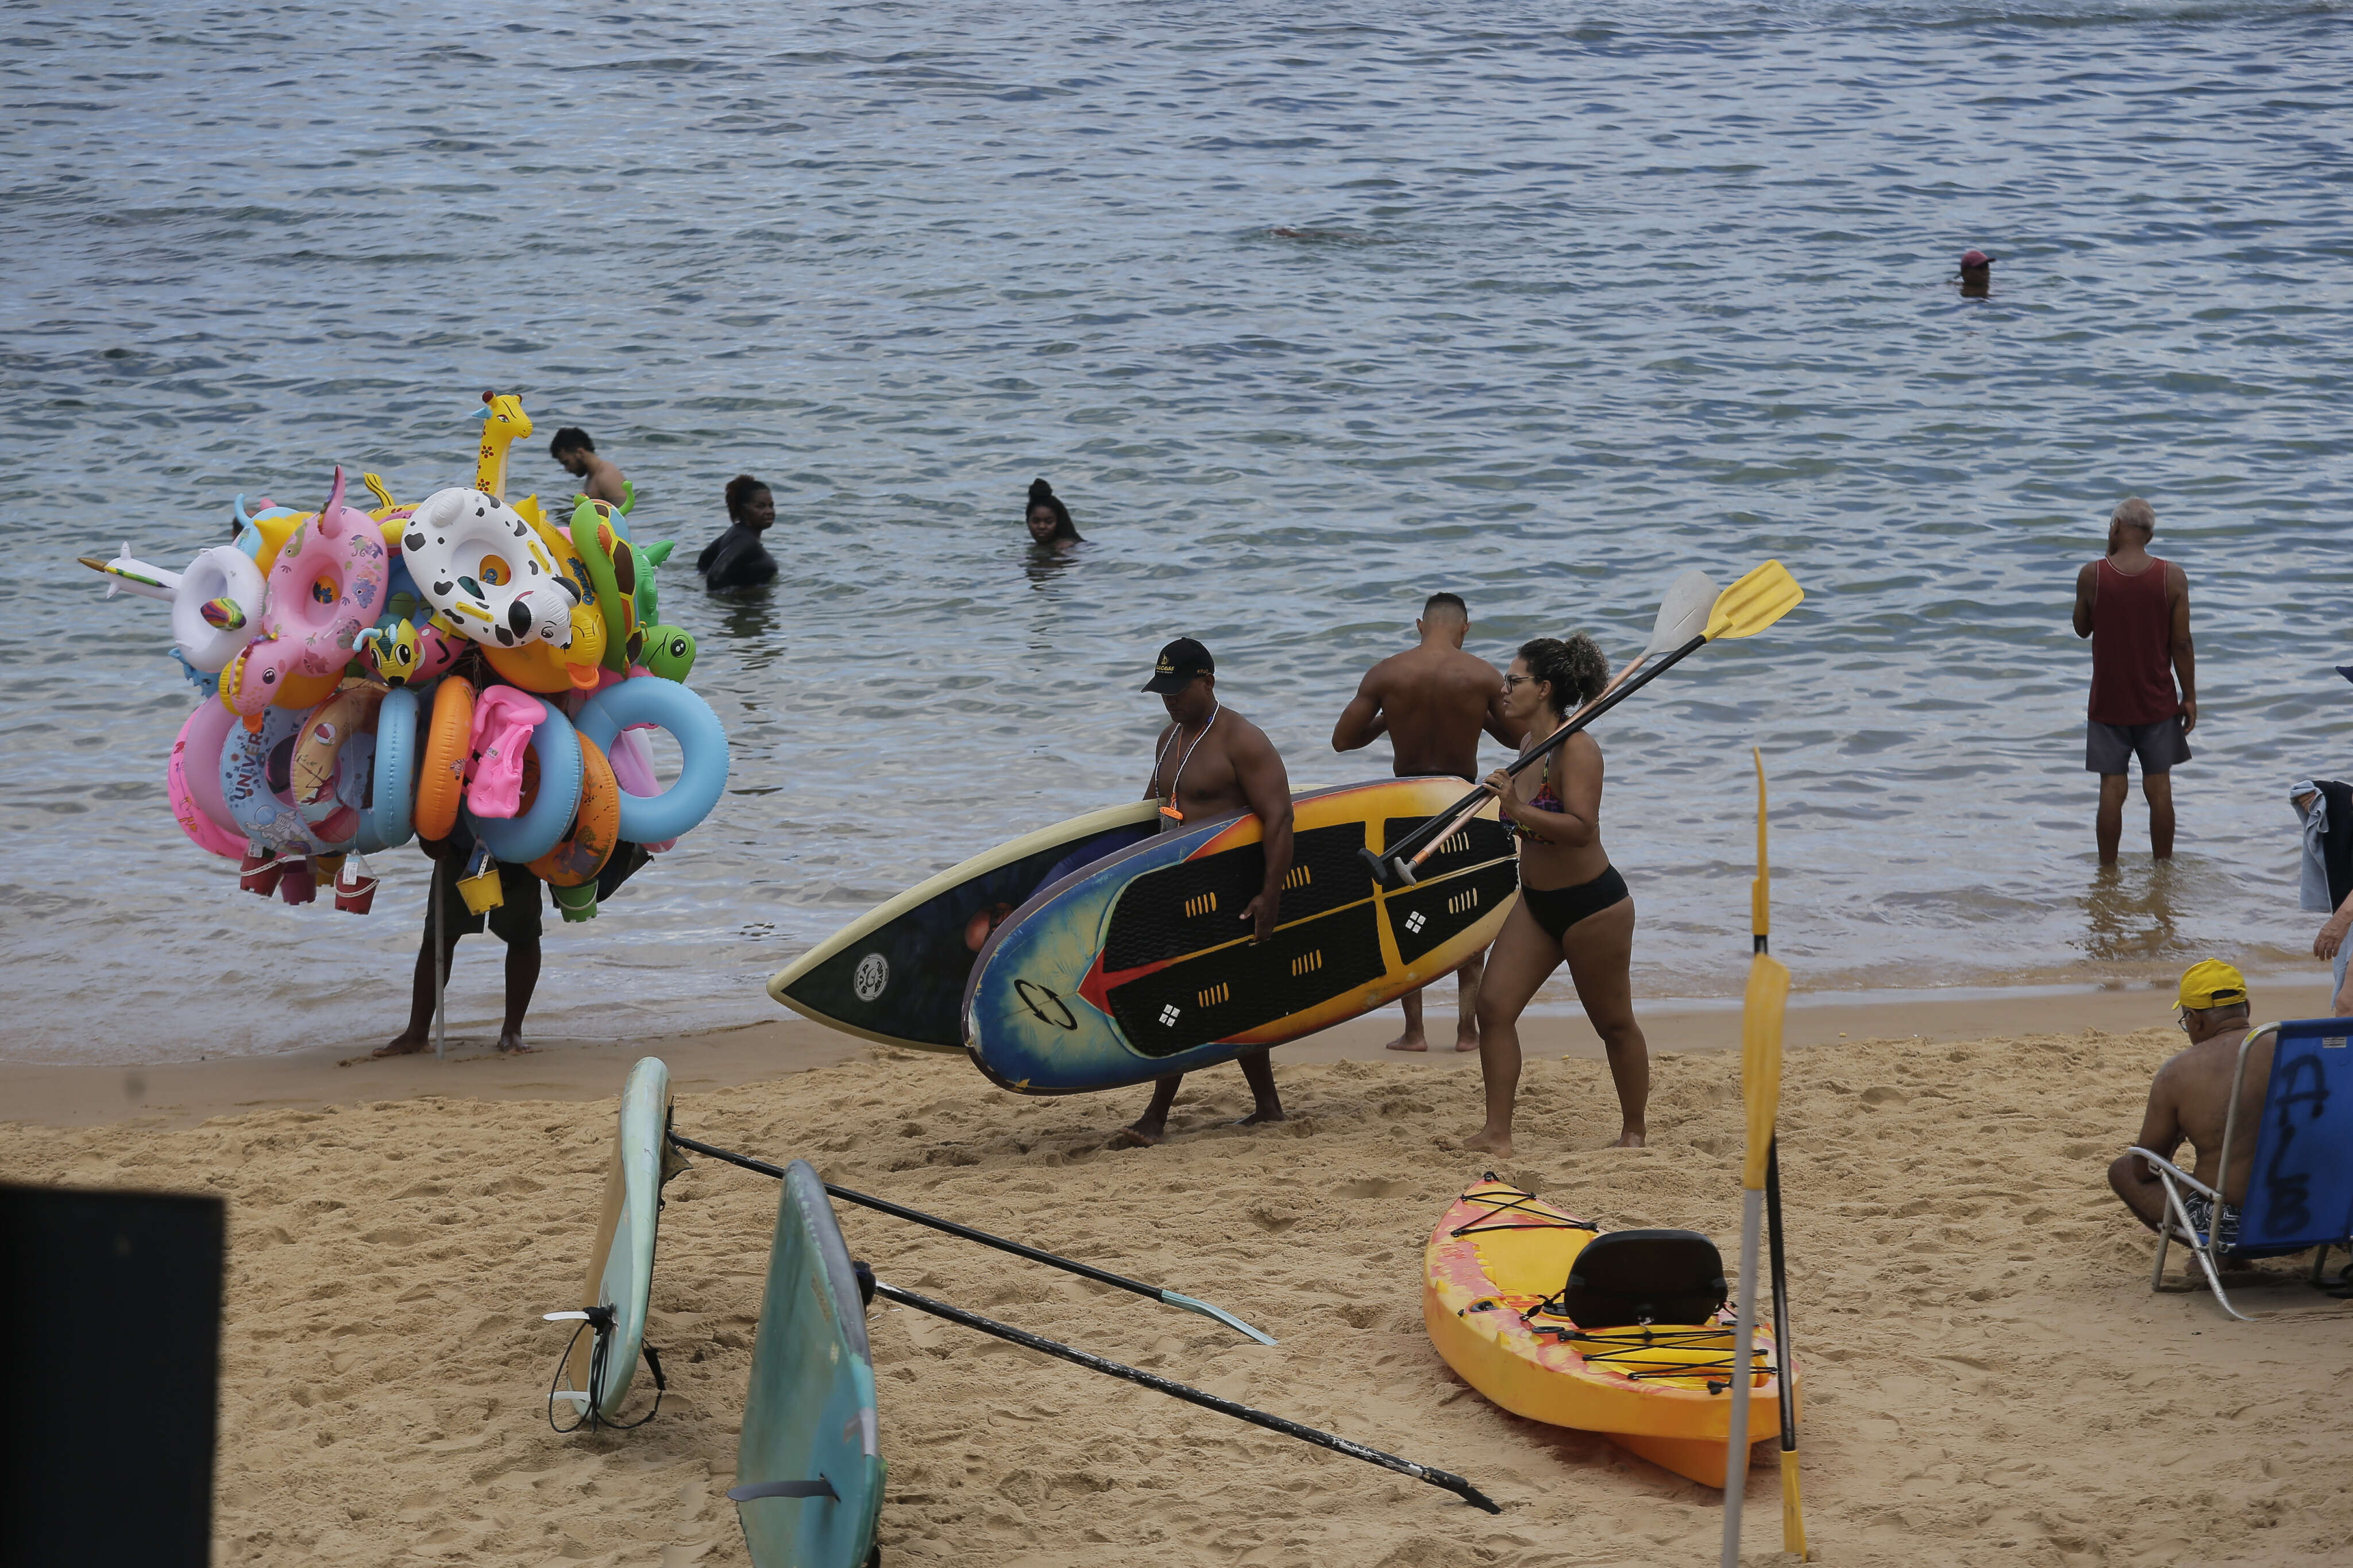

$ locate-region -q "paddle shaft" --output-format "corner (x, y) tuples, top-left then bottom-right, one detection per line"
(666, 1132), (1274, 1343)
(873, 1279), (1500, 1513)
(1399, 650), (1654, 876)
(1767, 1139), (1810, 1557)
(1386, 631), (1706, 868)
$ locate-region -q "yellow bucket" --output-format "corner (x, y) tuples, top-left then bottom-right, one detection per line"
(456, 863), (505, 916)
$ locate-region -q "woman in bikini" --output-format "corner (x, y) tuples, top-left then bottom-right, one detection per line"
(1463, 634), (1649, 1156)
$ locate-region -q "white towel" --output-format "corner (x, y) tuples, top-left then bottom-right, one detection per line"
(2293, 780), (2332, 912)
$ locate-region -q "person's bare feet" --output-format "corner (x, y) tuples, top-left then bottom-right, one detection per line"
(1233, 1107), (1286, 1126)
(1611, 1128), (1646, 1148)
(1452, 1032), (1480, 1053)
(371, 1033), (431, 1059)
(1460, 1126), (1512, 1156)
(1384, 1030), (1430, 1053)
(496, 1030), (533, 1055)
(1108, 1123), (1164, 1149)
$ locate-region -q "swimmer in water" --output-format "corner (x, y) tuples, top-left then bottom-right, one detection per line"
(1024, 478), (1085, 550)
(550, 427), (630, 508)
(697, 474), (780, 592)
(1462, 635), (1650, 1157)
(1957, 248), (1996, 297)
(1109, 638), (1295, 1149)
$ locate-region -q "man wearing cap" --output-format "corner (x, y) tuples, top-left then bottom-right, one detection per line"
(1957, 249), (1996, 296)
(2107, 961), (2271, 1249)
(2074, 497), (2197, 864)
(1110, 638), (1295, 1148)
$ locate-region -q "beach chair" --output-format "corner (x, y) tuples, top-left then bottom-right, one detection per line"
(2132, 1017), (2353, 1321)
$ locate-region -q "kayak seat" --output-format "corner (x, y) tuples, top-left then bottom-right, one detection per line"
(1559, 1229), (1727, 1329)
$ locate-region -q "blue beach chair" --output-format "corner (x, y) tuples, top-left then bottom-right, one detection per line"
(2131, 1017), (2353, 1321)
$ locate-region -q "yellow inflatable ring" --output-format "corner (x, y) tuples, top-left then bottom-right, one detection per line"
(529, 732), (620, 887)
(414, 675), (476, 841)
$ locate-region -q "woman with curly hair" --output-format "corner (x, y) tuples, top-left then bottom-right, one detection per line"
(1023, 477), (1085, 549)
(1463, 634), (1650, 1155)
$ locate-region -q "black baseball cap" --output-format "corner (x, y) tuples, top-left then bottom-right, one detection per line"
(1143, 637), (1214, 693)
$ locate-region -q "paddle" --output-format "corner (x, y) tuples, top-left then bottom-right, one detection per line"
(1363, 561), (1804, 889)
(870, 1278), (1500, 1513)
(1721, 747), (1801, 1565)
(667, 1131), (1277, 1345)
(1382, 569), (1720, 883)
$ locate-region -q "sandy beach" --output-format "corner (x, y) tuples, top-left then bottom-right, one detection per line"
(9, 988), (2351, 1567)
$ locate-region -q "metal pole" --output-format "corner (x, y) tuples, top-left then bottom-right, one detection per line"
(667, 1131), (1276, 1345)
(873, 1279), (1498, 1513)
(433, 852), (446, 1060)
(1720, 1185), (1764, 1567)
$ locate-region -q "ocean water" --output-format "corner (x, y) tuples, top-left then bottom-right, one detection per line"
(3, 0), (2350, 1063)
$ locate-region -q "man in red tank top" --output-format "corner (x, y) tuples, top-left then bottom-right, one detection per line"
(2073, 497), (2197, 863)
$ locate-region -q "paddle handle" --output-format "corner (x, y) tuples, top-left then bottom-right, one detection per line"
(1386, 632), (1706, 868)
(874, 1280), (1500, 1513)
(666, 1132), (1276, 1344)
(1766, 1140), (1810, 1558)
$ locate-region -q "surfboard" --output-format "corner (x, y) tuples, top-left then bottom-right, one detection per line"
(962, 777), (1519, 1095)
(732, 1158), (886, 1568)
(558, 1056), (681, 1424)
(767, 800), (1162, 1052)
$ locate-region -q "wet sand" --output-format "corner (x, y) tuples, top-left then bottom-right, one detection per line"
(6, 991), (2352, 1567)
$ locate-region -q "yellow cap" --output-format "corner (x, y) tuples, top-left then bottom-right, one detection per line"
(2177, 960), (2248, 1011)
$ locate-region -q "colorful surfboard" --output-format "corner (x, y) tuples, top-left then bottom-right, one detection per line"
(732, 1159), (886, 1568)
(962, 778), (1519, 1094)
(767, 801), (1161, 1052)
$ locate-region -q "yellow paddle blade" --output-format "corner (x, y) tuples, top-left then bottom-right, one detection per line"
(1704, 559), (1805, 642)
(1780, 1447), (1810, 1559)
(1741, 951), (1788, 1189)
(1751, 747), (1770, 941)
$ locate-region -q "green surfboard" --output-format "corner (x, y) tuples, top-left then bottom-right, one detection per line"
(731, 1158), (885, 1568)
(557, 1055), (678, 1424)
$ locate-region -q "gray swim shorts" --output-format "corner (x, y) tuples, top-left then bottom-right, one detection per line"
(2086, 716), (2192, 775)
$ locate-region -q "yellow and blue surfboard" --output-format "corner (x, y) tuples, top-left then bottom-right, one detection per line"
(962, 778), (1519, 1094)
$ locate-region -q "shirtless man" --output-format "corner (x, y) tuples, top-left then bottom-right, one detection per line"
(2108, 961), (2270, 1248)
(1110, 638), (1296, 1148)
(1330, 592), (1523, 1052)
(549, 427), (630, 508)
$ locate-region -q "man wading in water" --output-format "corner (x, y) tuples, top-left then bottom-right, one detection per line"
(1110, 638), (1295, 1148)
(1330, 592), (1523, 1051)
(2074, 497), (2196, 864)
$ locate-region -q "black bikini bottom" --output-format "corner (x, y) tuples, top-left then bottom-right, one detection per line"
(1520, 865), (1629, 941)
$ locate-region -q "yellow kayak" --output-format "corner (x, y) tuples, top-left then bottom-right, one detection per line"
(1422, 1176), (1795, 1487)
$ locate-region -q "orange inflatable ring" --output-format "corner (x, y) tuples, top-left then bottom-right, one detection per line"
(529, 732), (620, 887)
(414, 676), (476, 841)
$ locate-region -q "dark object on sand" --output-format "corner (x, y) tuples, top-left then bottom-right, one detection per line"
(0, 1184), (224, 1567)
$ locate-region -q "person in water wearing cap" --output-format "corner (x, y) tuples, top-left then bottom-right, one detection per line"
(2074, 497), (2197, 864)
(2107, 961), (2269, 1250)
(1330, 591), (1525, 1052)
(1109, 638), (1296, 1148)
(1957, 249), (1996, 297)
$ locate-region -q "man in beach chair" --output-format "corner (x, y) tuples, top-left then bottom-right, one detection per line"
(2108, 960), (2353, 1317)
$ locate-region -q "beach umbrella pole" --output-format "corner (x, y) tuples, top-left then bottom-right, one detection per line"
(667, 1130), (1277, 1345)
(433, 856), (446, 1060)
(872, 1277), (1500, 1514)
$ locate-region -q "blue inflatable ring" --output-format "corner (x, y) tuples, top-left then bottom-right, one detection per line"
(369, 686), (419, 851)
(466, 702), (585, 865)
(573, 677), (728, 843)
